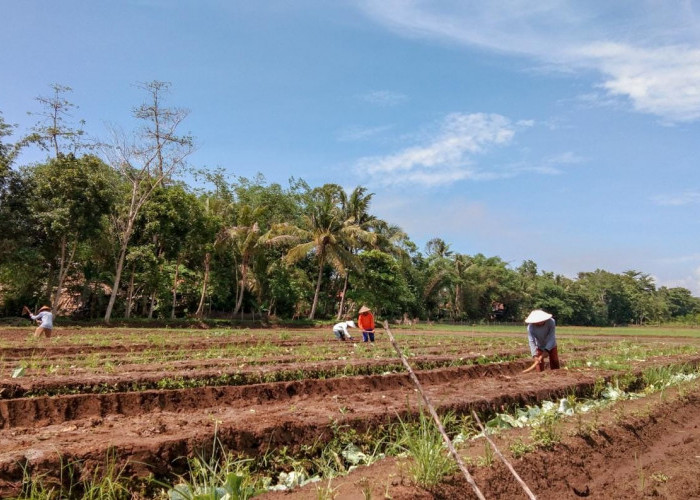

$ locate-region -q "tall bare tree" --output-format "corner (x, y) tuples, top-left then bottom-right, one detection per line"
(103, 81), (194, 322)
(29, 84), (86, 158)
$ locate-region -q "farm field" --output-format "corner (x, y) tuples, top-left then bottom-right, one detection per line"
(1, 324), (699, 499)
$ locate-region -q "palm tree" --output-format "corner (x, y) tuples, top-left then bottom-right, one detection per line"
(336, 186), (377, 319)
(221, 204), (266, 316)
(264, 184), (364, 319)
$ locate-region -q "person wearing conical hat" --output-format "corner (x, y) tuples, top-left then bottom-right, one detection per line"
(358, 305), (375, 343)
(524, 309), (559, 371)
(22, 305), (54, 338)
(332, 320), (355, 341)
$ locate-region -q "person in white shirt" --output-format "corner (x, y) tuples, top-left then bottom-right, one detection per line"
(332, 320), (355, 341)
(23, 305), (54, 338)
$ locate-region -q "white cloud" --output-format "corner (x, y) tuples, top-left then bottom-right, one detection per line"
(577, 42), (700, 122)
(661, 265), (700, 295)
(651, 191), (700, 206)
(358, 1), (700, 122)
(355, 112), (516, 186)
(354, 113), (579, 186)
(360, 90), (408, 106)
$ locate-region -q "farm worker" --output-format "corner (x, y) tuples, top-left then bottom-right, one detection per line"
(357, 305), (375, 343)
(332, 320), (356, 341)
(23, 305), (54, 338)
(524, 309), (560, 371)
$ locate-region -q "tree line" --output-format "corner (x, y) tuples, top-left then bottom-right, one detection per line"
(1, 82), (698, 325)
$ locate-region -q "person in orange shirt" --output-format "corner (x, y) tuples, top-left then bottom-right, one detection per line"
(358, 305), (375, 343)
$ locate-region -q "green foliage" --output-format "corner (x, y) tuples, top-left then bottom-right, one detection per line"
(396, 409), (457, 487)
(509, 438), (534, 459)
(530, 412), (562, 449)
(165, 431), (264, 500)
(1, 89), (699, 322)
(19, 451), (131, 500)
(347, 250), (414, 318)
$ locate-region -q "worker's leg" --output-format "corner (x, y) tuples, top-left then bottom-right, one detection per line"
(362, 331), (369, 342)
(33, 327), (45, 338)
(548, 347), (560, 369)
(333, 330), (344, 341)
(368, 331), (375, 342)
(535, 349), (546, 372)
(44, 328), (52, 338)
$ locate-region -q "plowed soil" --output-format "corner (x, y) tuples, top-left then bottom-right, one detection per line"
(1, 325), (699, 499)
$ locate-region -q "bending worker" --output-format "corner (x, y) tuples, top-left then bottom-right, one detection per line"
(332, 320), (355, 341)
(23, 305), (54, 338)
(357, 305), (375, 343)
(524, 309), (560, 371)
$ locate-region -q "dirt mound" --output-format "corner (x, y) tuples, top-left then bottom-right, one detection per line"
(0, 326), (698, 498)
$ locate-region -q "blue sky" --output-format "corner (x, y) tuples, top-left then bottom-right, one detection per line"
(2, 1), (700, 294)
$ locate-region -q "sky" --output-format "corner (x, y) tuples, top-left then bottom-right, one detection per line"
(2, 0), (700, 294)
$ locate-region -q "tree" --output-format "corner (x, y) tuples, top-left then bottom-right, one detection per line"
(29, 154), (117, 313)
(265, 184), (362, 319)
(28, 84), (87, 158)
(221, 204), (266, 316)
(138, 185), (203, 318)
(659, 286), (700, 319)
(0, 112), (22, 175)
(336, 186), (376, 319)
(103, 81), (194, 322)
(347, 250), (414, 318)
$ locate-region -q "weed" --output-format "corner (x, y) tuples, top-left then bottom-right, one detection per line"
(396, 409), (456, 487)
(635, 453), (646, 492)
(358, 476), (373, 499)
(509, 438), (534, 459)
(530, 412), (561, 450)
(592, 377), (607, 398)
(650, 472), (669, 483)
(164, 426), (264, 500)
(81, 451), (131, 500)
(315, 478), (338, 499)
(19, 450), (131, 499)
(476, 440), (494, 467)
(612, 404), (626, 425)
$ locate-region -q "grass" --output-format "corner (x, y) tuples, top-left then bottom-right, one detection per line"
(395, 409), (457, 487)
(163, 426), (265, 500)
(18, 451), (131, 500)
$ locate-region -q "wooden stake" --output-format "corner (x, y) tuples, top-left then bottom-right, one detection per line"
(383, 321), (485, 500)
(471, 411), (537, 499)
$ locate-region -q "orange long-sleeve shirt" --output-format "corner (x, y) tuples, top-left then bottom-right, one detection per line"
(358, 312), (375, 331)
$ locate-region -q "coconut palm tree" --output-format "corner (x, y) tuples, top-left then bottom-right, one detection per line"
(336, 186), (377, 319)
(221, 204), (266, 316)
(264, 184), (366, 319)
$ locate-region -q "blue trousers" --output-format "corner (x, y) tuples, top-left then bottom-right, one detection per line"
(362, 330), (375, 342)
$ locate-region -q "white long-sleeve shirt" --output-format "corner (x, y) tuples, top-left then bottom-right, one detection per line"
(333, 321), (355, 339)
(30, 311), (54, 329)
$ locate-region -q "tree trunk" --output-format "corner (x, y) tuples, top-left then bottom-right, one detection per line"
(125, 263), (136, 319)
(45, 262), (54, 309)
(233, 258), (248, 315)
(105, 226), (133, 323)
(336, 273), (349, 320)
(52, 236), (78, 315)
(171, 253), (181, 319)
(195, 252), (211, 318)
(309, 253), (325, 320)
(148, 289), (156, 319)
